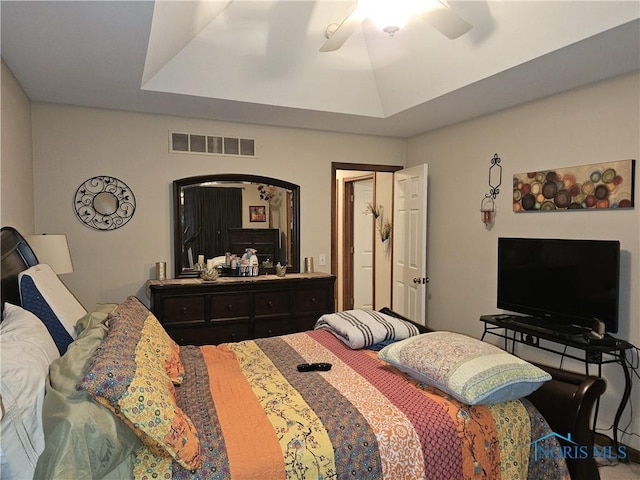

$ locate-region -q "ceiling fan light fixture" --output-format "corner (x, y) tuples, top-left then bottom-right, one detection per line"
(361, 0), (414, 35)
(382, 25), (400, 36)
(320, 0), (471, 52)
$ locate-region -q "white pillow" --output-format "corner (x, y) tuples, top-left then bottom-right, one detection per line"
(378, 332), (551, 405)
(0, 303), (60, 479)
(19, 264), (86, 353)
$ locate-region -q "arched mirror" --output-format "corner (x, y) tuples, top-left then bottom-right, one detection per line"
(174, 174), (300, 277)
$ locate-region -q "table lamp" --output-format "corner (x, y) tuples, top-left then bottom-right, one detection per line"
(26, 234), (74, 274)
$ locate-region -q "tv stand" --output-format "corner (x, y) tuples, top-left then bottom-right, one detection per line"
(480, 314), (633, 453)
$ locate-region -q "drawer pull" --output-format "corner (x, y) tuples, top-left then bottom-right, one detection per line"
(311, 297), (317, 304)
(181, 307), (188, 314)
(227, 304), (233, 311)
(267, 300), (273, 308)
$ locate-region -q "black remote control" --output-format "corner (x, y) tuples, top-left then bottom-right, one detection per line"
(297, 362), (332, 372)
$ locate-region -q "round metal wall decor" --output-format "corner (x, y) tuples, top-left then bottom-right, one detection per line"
(74, 176), (136, 230)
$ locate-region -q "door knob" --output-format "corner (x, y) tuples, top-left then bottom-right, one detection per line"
(413, 277), (430, 284)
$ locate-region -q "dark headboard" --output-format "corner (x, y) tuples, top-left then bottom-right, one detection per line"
(227, 228), (280, 266)
(1, 226), (39, 308)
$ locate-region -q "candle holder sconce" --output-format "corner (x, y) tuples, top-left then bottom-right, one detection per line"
(480, 154), (502, 226)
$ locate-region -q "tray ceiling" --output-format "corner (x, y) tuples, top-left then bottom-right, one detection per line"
(2, 1), (639, 137)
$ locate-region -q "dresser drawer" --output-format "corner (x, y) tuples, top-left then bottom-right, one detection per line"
(254, 317), (297, 339)
(293, 315), (321, 333)
(210, 293), (251, 319)
(148, 274), (335, 342)
(167, 323), (250, 346)
(294, 287), (330, 313)
(254, 290), (290, 317)
(162, 296), (206, 323)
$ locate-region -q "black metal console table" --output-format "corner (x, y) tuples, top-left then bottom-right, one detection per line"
(480, 314), (634, 452)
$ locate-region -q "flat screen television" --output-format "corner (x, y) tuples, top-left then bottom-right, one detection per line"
(497, 237), (620, 333)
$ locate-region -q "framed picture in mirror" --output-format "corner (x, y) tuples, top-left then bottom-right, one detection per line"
(249, 206), (266, 222)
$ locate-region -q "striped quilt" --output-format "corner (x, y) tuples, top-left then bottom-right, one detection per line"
(134, 330), (569, 480)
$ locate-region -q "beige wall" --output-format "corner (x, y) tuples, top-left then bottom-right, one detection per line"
(29, 103), (405, 309)
(373, 171), (393, 309)
(3, 58), (638, 450)
(406, 71), (640, 450)
(1, 60), (34, 233)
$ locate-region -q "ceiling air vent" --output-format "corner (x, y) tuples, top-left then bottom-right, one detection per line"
(170, 132), (256, 157)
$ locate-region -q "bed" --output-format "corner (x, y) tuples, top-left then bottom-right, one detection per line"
(0, 226), (606, 480)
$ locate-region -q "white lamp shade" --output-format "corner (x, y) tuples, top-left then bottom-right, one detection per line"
(26, 234), (74, 274)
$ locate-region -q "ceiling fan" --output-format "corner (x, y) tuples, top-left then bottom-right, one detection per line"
(320, 0), (472, 52)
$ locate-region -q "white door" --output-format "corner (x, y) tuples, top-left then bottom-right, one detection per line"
(392, 164), (428, 324)
(353, 179), (374, 309)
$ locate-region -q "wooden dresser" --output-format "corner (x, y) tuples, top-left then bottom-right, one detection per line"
(146, 273), (336, 345)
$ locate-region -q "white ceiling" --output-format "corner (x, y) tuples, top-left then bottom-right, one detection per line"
(2, 1), (639, 137)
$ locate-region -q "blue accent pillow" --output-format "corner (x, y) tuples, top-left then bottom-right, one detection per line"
(19, 276), (74, 355)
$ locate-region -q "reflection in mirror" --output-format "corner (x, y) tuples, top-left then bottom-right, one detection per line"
(174, 174), (300, 277)
(94, 191), (119, 215)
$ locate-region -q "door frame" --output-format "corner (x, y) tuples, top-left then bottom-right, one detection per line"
(331, 162), (403, 310)
(343, 174), (375, 310)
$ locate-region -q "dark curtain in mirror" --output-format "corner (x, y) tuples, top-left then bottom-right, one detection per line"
(182, 187), (242, 265)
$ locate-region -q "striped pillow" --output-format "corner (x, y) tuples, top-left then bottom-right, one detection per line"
(315, 309), (420, 349)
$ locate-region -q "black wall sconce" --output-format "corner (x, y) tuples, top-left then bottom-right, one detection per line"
(480, 153), (502, 226)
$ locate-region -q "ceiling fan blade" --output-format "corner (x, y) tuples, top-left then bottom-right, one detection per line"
(319, 7), (367, 52)
(422, 1), (472, 39)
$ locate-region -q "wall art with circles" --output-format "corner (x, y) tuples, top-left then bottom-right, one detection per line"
(513, 159), (635, 212)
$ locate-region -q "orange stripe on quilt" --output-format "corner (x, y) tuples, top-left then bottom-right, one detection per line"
(225, 340), (337, 479)
(283, 333), (427, 480)
(200, 345), (285, 480)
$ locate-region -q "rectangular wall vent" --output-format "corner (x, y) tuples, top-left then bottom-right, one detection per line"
(169, 131), (256, 157)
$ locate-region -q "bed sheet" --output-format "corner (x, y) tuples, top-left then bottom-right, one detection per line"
(135, 330), (569, 480)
